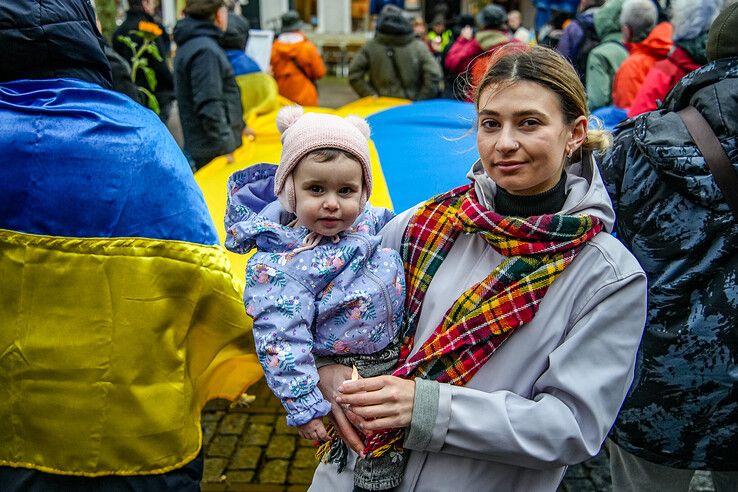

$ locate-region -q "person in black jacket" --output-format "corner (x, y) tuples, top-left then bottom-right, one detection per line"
(174, 0), (244, 170)
(112, 0), (175, 123)
(601, 3), (738, 490)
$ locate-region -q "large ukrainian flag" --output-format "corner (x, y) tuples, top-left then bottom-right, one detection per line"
(0, 78), (261, 476)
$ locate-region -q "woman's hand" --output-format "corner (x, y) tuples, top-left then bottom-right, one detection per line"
(317, 364), (366, 457)
(335, 375), (416, 432)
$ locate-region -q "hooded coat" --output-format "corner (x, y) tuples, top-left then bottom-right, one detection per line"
(224, 164), (405, 427)
(270, 31), (325, 106)
(349, 12), (442, 101)
(585, 0), (628, 110)
(173, 16), (244, 168)
(602, 57), (738, 470)
(612, 22), (673, 109)
(310, 155), (647, 491)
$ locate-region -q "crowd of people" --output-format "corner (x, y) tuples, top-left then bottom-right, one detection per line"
(102, 0), (731, 165)
(0, 0), (736, 491)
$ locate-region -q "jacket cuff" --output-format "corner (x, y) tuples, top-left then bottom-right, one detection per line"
(284, 388), (332, 427)
(404, 378), (441, 451)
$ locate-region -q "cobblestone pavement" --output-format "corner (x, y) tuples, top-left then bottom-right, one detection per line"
(201, 379), (716, 492)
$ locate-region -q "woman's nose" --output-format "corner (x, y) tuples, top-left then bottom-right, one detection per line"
(495, 126), (519, 153)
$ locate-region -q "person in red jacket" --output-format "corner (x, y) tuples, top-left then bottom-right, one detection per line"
(270, 10), (326, 106)
(611, 0), (672, 109)
(627, 0), (722, 117)
(444, 4), (516, 98)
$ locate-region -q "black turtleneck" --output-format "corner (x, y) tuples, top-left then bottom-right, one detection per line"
(494, 173), (568, 217)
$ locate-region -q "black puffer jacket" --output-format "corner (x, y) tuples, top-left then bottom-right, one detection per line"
(0, 0), (111, 88)
(602, 57), (738, 470)
(173, 16), (243, 168)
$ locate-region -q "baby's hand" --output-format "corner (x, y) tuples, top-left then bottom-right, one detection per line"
(297, 417), (329, 442)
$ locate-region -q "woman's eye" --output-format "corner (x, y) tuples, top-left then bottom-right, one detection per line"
(480, 119), (499, 129)
(521, 119), (540, 128)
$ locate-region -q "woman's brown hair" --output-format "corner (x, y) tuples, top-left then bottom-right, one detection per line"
(473, 44), (611, 153)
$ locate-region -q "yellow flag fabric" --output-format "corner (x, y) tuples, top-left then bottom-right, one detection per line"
(0, 229), (261, 476)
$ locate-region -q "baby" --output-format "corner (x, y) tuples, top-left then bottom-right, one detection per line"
(225, 106), (406, 490)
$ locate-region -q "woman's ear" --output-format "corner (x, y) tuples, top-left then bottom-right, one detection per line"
(568, 115), (588, 154)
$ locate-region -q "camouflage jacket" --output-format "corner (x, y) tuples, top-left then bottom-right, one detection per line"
(601, 57), (738, 470)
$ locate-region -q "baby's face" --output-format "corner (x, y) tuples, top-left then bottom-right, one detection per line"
(292, 154), (363, 237)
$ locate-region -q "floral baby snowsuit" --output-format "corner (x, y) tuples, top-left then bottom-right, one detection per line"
(224, 163), (405, 427)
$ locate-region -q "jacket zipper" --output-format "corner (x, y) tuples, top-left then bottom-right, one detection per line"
(346, 233), (395, 330)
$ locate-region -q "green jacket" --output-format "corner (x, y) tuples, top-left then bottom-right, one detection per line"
(585, 0), (627, 110)
(349, 32), (442, 100)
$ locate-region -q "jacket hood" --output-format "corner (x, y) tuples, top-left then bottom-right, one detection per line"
(0, 0), (111, 88)
(466, 153), (616, 232)
(173, 16), (223, 46)
(634, 57), (738, 209)
(375, 31), (415, 46)
(626, 22), (672, 59)
(376, 6), (412, 35)
(594, 0), (625, 39)
(220, 12), (249, 51)
(272, 32), (309, 58)
(475, 30), (510, 50)
(224, 164), (301, 253)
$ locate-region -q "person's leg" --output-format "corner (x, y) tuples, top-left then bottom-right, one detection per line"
(608, 440), (694, 492)
(711, 470), (738, 492)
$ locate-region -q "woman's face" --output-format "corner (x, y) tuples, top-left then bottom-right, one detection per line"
(476, 80), (586, 196)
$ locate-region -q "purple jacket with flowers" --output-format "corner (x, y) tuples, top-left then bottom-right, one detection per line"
(224, 164), (405, 426)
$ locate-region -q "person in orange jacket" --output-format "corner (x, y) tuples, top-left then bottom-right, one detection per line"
(611, 0), (672, 109)
(270, 10), (326, 106)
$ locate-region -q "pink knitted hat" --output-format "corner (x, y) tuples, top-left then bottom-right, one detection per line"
(274, 106), (372, 213)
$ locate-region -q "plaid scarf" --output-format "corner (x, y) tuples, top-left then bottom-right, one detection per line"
(363, 182), (603, 456)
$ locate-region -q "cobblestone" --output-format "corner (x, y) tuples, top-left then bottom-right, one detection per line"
(259, 459), (289, 484)
(266, 435), (297, 460)
(231, 446), (262, 470)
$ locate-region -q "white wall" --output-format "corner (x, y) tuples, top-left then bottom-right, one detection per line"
(317, 0), (351, 34)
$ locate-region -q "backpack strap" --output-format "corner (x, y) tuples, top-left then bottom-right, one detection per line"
(290, 57), (317, 90)
(677, 105), (738, 220)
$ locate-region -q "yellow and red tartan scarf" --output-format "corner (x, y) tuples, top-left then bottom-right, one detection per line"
(363, 182), (602, 457)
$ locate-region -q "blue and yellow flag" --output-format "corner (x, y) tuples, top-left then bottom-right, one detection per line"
(0, 78), (261, 476)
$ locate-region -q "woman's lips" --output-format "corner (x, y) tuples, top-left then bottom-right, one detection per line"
(494, 161), (525, 171)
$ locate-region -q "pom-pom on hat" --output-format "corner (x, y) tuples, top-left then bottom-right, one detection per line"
(274, 106), (372, 213)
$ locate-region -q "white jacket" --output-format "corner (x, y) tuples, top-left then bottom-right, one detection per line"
(310, 156), (647, 491)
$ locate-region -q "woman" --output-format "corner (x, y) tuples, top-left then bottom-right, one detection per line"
(310, 44), (647, 491)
